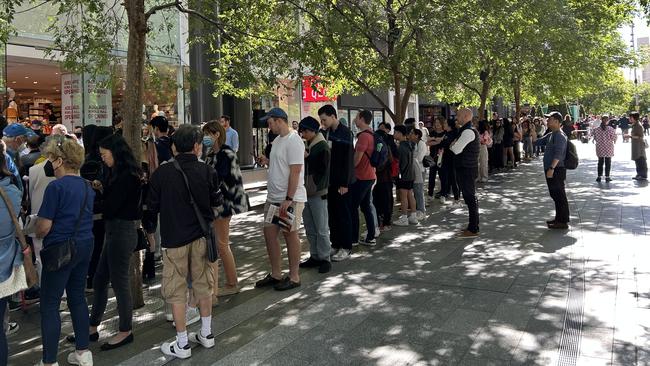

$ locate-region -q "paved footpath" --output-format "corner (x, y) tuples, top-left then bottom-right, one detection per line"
(9, 141), (650, 366)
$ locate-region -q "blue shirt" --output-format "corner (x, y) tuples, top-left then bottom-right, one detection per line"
(4, 153), (22, 193)
(542, 130), (567, 170)
(38, 176), (95, 247)
(225, 127), (239, 153)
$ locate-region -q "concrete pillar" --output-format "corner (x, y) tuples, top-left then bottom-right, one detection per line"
(234, 96), (253, 166)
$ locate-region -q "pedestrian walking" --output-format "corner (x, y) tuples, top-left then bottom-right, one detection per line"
(254, 108), (306, 290)
(450, 108), (480, 237)
(627, 112), (648, 181)
(539, 112), (570, 229)
(297, 117), (332, 273)
(145, 125), (221, 359)
(35, 135), (95, 366)
(591, 115), (617, 182)
(374, 123), (395, 231)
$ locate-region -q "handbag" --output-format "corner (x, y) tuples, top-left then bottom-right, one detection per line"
(422, 155), (435, 168)
(134, 227), (149, 252)
(40, 184), (88, 272)
(171, 160), (218, 263)
(0, 187), (38, 289)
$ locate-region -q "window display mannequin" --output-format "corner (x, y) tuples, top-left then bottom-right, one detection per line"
(4, 88), (18, 123)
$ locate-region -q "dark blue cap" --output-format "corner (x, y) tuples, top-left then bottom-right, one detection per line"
(260, 107), (288, 122)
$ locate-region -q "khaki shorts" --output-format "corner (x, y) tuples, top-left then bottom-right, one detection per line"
(263, 201), (305, 232)
(162, 238), (214, 304)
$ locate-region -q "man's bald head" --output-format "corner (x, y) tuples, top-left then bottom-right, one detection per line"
(457, 108), (473, 126)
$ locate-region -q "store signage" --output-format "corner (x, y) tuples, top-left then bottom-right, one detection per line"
(302, 76), (336, 103)
(61, 73), (83, 130)
(61, 73), (112, 129)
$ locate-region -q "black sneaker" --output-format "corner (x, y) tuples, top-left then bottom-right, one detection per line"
(273, 277), (301, 291)
(596, 176), (601, 182)
(255, 274), (283, 288)
(299, 257), (321, 268)
(318, 261), (332, 274)
(605, 177), (612, 182)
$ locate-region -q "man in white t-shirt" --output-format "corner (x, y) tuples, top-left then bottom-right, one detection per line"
(254, 108), (307, 291)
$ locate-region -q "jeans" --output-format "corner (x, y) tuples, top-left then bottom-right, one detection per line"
(635, 157), (648, 178)
(523, 137), (533, 157)
(427, 164), (442, 196)
(456, 167), (479, 233)
(373, 181), (393, 226)
(597, 157), (612, 177)
(41, 240), (93, 363)
(0, 298), (6, 366)
(303, 196), (331, 262)
(546, 167), (570, 223)
(348, 179), (376, 243)
(90, 219), (137, 332)
(87, 219), (105, 288)
(413, 183), (425, 212)
(478, 145), (489, 181)
(328, 186), (353, 250)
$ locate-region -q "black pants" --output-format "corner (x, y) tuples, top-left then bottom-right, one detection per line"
(427, 163), (442, 196)
(328, 186), (353, 250)
(635, 157), (648, 178)
(597, 157), (612, 177)
(348, 179), (376, 242)
(87, 219), (105, 289)
(546, 167), (570, 224)
(90, 219), (137, 332)
(373, 181), (393, 226)
(440, 159), (460, 200)
(456, 167), (479, 233)
(491, 143), (504, 169)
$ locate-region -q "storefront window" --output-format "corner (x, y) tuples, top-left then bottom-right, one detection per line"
(0, 43), (6, 114)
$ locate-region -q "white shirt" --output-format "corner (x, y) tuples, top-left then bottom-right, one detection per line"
(413, 140), (427, 184)
(267, 131), (307, 203)
(450, 129), (476, 155)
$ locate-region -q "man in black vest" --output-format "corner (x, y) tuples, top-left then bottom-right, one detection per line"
(450, 108), (480, 237)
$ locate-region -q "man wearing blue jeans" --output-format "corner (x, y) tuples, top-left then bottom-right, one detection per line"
(297, 117), (332, 273)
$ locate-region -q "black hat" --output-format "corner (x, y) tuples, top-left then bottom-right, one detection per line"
(298, 116), (320, 132)
(544, 111), (563, 121)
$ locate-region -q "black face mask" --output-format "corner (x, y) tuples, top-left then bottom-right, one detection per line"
(74, 132), (82, 139)
(44, 160), (56, 177)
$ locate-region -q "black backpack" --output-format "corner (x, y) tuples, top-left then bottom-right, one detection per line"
(565, 140), (579, 170)
(362, 130), (389, 168)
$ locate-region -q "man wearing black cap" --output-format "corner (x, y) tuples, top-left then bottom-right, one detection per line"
(541, 111), (570, 229)
(297, 117), (332, 274)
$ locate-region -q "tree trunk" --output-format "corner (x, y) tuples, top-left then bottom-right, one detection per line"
(513, 77), (522, 122)
(479, 80), (490, 121)
(123, 0), (147, 309)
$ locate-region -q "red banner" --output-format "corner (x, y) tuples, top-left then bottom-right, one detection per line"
(302, 76), (336, 103)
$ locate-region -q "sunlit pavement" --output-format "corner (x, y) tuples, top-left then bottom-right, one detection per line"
(9, 137), (650, 366)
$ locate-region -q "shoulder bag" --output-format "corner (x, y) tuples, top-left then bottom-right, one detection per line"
(0, 187), (38, 288)
(171, 160), (218, 263)
(40, 183), (88, 272)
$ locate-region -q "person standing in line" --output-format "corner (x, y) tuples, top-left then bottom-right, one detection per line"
(591, 115), (617, 182)
(491, 119), (504, 171)
(502, 118), (515, 168)
(346, 110), (377, 250)
(439, 119), (461, 205)
(220, 115), (240, 153)
(539, 112), (570, 229)
(392, 125), (418, 226)
(149, 116), (173, 164)
(373, 123), (395, 231)
(642, 116), (649, 136)
(409, 128), (427, 220)
(627, 112), (648, 181)
(202, 121), (249, 297)
(427, 118), (446, 199)
(76, 134), (142, 351)
(297, 117), (332, 274)
(477, 120), (492, 183)
(450, 108), (480, 237)
(35, 135), (95, 366)
(144, 125), (220, 359)
(254, 108), (306, 290)
(318, 106), (355, 262)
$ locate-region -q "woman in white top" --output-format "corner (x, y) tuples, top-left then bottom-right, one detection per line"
(409, 128), (428, 220)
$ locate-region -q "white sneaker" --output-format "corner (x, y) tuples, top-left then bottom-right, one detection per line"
(67, 350), (93, 366)
(394, 215), (409, 226)
(173, 307), (200, 327)
(161, 340), (191, 359)
(359, 238), (377, 246)
(375, 228), (381, 238)
(330, 247), (339, 257)
(408, 214), (419, 225)
(439, 197), (447, 205)
(189, 332), (215, 348)
(331, 249), (351, 262)
(416, 211), (426, 221)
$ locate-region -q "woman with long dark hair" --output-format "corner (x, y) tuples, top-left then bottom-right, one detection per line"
(203, 121), (248, 298)
(502, 118), (515, 168)
(76, 134), (142, 350)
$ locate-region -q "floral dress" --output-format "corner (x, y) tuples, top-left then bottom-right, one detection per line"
(591, 126), (616, 158)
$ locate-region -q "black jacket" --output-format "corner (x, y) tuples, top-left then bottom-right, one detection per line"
(144, 154), (220, 248)
(102, 169), (143, 221)
(324, 123), (355, 189)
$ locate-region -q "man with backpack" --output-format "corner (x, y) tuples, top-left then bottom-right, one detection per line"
(541, 111), (570, 229)
(342, 110), (380, 258)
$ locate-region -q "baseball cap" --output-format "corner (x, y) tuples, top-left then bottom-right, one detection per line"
(260, 107), (288, 122)
(543, 111), (563, 121)
(3, 123), (36, 138)
(298, 116), (320, 132)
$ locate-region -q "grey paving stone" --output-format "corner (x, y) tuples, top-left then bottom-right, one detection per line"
(489, 303), (536, 330)
(457, 289), (506, 313)
(406, 333), (474, 365)
(439, 309), (491, 337)
(579, 326), (614, 360)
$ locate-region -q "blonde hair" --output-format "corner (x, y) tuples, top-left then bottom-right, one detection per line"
(202, 120), (227, 147)
(43, 135), (85, 171)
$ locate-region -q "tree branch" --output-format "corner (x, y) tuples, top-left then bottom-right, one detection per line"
(145, 1), (179, 19)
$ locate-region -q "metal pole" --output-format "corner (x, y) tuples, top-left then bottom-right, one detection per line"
(632, 22), (639, 111)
